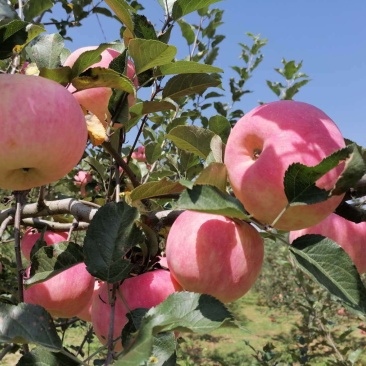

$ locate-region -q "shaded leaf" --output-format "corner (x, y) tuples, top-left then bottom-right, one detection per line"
(132, 13), (158, 40)
(17, 347), (79, 366)
(284, 144), (365, 206)
(0, 303), (61, 350)
(0, 19), (27, 59)
(24, 242), (84, 287)
(83, 201), (143, 283)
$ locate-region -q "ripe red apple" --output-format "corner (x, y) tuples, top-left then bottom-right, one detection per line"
(224, 100), (346, 231)
(24, 263), (95, 318)
(21, 228), (69, 261)
(91, 269), (179, 351)
(131, 146), (146, 162)
(289, 213), (366, 274)
(166, 210), (264, 303)
(0, 74), (87, 190)
(75, 280), (102, 322)
(63, 46), (138, 124)
(74, 170), (93, 197)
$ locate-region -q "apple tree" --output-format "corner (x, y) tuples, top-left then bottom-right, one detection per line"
(0, 0), (366, 365)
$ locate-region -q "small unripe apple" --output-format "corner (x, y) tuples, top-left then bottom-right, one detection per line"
(24, 263), (95, 318)
(0, 74), (87, 190)
(224, 100), (346, 231)
(21, 228), (69, 261)
(91, 269), (179, 351)
(166, 210), (264, 303)
(63, 46), (138, 124)
(289, 213), (366, 274)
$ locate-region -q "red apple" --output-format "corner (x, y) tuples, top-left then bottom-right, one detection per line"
(289, 213), (366, 274)
(74, 170), (93, 197)
(75, 280), (102, 322)
(91, 269), (178, 351)
(166, 210), (264, 303)
(131, 146), (146, 162)
(0, 74), (87, 190)
(21, 228), (69, 261)
(224, 100), (346, 231)
(24, 263), (95, 318)
(63, 46), (138, 124)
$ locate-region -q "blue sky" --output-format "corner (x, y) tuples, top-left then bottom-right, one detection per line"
(49, 1), (366, 146)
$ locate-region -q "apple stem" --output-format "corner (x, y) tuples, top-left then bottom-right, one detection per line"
(270, 205), (289, 228)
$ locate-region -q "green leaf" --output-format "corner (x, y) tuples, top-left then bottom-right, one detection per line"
(23, 0), (53, 21)
(0, 303), (62, 350)
(172, 0), (222, 20)
(71, 67), (135, 95)
(104, 0), (134, 32)
(144, 141), (162, 164)
(333, 143), (366, 195)
(177, 19), (195, 45)
(195, 162), (227, 192)
(128, 38), (177, 74)
(24, 242), (84, 287)
(162, 73), (221, 100)
(83, 201), (143, 283)
(208, 115), (231, 143)
(290, 234), (366, 313)
(27, 33), (65, 68)
(129, 100), (177, 117)
(155, 61), (222, 76)
(39, 66), (72, 86)
(84, 156), (108, 181)
(0, 19), (27, 59)
(166, 125), (215, 159)
(132, 13), (158, 40)
(130, 178), (185, 202)
(116, 292), (236, 365)
(17, 347), (80, 366)
(70, 43), (112, 78)
(177, 185), (249, 220)
(284, 144), (364, 206)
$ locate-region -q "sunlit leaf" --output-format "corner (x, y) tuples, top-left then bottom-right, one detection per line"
(290, 234), (366, 314)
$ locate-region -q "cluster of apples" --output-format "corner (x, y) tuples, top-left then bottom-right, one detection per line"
(165, 100), (366, 307)
(22, 227), (180, 351)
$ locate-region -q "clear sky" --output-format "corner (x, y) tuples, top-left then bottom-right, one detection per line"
(49, 1), (366, 146)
